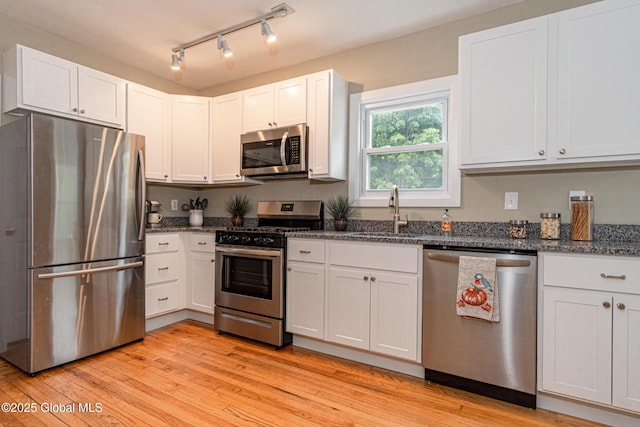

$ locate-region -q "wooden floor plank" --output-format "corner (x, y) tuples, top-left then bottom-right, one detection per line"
(0, 320), (606, 426)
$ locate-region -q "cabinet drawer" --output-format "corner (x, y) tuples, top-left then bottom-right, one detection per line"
(146, 281), (180, 317)
(329, 241), (419, 274)
(146, 233), (181, 254)
(187, 233), (216, 253)
(146, 253), (180, 284)
(543, 253), (640, 294)
(288, 239), (325, 263)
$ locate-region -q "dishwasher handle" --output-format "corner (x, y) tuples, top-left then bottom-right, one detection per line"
(426, 252), (531, 268)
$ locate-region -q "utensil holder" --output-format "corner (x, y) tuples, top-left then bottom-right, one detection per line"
(189, 210), (203, 227)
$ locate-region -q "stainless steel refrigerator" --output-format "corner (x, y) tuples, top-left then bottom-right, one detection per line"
(0, 113), (146, 374)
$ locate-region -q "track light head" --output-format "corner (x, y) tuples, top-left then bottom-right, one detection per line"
(170, 48), (184, 70)
(217, 35), (233, 58)
(261, 19), (277, 43)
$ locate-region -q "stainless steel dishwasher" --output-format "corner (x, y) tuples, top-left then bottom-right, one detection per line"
(422, 246), (537, 408)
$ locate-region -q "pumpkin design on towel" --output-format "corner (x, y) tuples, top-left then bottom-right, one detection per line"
(457, 273), (494, 312)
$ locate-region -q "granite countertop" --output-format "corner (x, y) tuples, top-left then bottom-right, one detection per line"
(146, 225), (224, 233)
(286, 230), (640, 257)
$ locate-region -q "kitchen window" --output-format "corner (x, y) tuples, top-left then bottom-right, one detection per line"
(349, 76), (460, 207)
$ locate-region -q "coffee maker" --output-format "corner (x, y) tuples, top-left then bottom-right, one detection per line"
(146, 200), (162, 226)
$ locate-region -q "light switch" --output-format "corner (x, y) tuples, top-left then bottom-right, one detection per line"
(505, 192), (518, 210)
(171, 199), (179, 211)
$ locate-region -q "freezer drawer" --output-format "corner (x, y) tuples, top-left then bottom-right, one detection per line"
(1, 257), (145, 374)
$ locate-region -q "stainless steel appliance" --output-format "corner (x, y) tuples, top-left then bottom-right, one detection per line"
(215, 200), (323, 347)
(0, 113), (146, 374)
(240, 124), (307, 177)
(422, 247), (537, 408)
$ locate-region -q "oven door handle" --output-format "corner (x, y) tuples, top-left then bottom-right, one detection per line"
(216, 246), (282, 258)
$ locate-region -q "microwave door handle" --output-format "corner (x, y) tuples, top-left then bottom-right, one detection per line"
(280, 131), (289, 169)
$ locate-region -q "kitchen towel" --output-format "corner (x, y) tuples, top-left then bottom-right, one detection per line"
(456, 256), (500, 322)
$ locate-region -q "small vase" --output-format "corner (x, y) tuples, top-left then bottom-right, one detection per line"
(189, 210), (203, 227)
(231, 216), (244, 227)
(334, 218), (348, 231)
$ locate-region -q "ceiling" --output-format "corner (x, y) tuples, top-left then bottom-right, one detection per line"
(0, 0), (524, 90)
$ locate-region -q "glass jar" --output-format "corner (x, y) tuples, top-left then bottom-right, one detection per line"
(509, 220), (528, 239)
(571, 196), (594, 241)
(540, 213), (561, 240)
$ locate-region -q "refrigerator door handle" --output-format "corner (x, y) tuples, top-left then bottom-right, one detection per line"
(37, 261), (144, 280)
(137, 149), (146, 241)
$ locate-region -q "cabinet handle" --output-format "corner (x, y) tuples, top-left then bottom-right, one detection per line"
(299, 250), (311, 254)
(203, 176), (207, 180)
(363, 276), (369, 281)
(158, 297), (169, 302)
(273, 122), (277, 127)
(268, 122), (273, 127)
(370, 276), (376, 282)
(617, 303), (626, 310)
(80, 109), (86, 114)
(603, 301), (611, 308)
(600, 273), (626, 280)
(538, 149), (545, 156)
(158, 267), (169, 271)
(158, 242), (170, 246)
(287, 267), (292, 272)
(211, 259), (215, 263)
(164, 174), (168, 178)
(309, 168), (313, 173)
(198, 242), (207, 245)
(73, 107), (78, 112)
(559, 148), (566, 155)
(236, 174), (240, 178)
(5, 227), (15, 234)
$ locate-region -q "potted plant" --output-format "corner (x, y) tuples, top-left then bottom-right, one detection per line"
(225, 195), (251, 226)
(326, 195), (354, 231)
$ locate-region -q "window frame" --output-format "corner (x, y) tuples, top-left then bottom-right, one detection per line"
(348, 75), (461, 208)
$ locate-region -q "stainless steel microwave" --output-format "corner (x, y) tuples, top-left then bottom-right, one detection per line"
(240, 124), (307, 177)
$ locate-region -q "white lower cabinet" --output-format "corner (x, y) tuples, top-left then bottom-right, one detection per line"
(185, 233), (216, 314)
(286, 239), (421, 363)
(541, 253), (640, 413)
(145, 233), (184, 317)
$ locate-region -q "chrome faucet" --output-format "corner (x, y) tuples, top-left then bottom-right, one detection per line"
(388, 185), (408, 234)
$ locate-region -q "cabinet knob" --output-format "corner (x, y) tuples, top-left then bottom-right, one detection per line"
(617, 303), (626, 310)
(73, 107), (79, 112)
(538, 149), (545, 156)
(363, 276), (369, 281)
(559, 148), (566, 155)
(203, 176), (207, 180)
(80, 109), (86, 114)
(211, 259), (215, 263)
(309, 168), (313, 173)
(603, 301), (611, 308)
(236, 174), (240, 178)
(287, 267), (292, 272)
(268, 122), (273, 127)
(370, 276), (376, 282)
(164, 174), (168, 178)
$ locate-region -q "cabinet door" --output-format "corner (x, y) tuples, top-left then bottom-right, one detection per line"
(171, 96), (210, 183)
(186, 251), (216, 313)
(370, 272), (418, 361)
(286, 261), (325, 339)
(612, 294), (640, 412)
(460, 16), (548, 166)
(542, 287), (612, 404)
(242, 84), (274, 133)
(127, 84), (171, 181)
(21, 47), (78, 117)
(211, 92), (244, 183)
(327, 267), (370, 350)
(78, 66), (125, 127)
(555, 0), (640, 160)
(273, 76), (307, 128)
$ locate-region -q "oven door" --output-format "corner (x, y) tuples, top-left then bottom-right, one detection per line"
(215, 245), (283, 319)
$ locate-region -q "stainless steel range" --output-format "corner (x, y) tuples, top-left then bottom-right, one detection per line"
(214, 200), (323, 347)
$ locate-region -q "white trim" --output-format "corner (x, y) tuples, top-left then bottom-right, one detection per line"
(349, 75), (461, 208)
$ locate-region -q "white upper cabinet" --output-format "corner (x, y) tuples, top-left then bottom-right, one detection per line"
(460, 0), (640, 171)
(553, 0), (640, 161)
(306, 70), (348, 181)
(126, 83), (172, 182)
(242, 76), (307, 133)
(2, 45), (126, 128)
(459, 17), (548, 167)
(171, 96), (210, 183)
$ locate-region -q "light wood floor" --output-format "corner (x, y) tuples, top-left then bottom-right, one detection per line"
(0, 320), (603, 426)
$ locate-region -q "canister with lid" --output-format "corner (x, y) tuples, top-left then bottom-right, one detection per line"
(570, 196), (594, 241)
(540, 213), (561, 240)
(509, 220), (528, 239)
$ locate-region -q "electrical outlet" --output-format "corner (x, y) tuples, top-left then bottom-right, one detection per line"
(569, 190), (585, 210)
(504, 192), (518, 210)
(170, 199), (179, 211)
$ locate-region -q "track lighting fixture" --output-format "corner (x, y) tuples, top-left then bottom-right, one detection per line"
(170, 48), (184, 70)
(261, 19), (277, 43)
(169, 3), (293, 69)
(217, 35), (233, 58)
